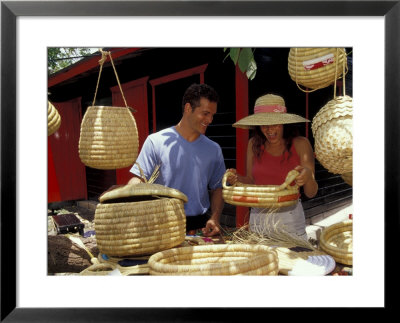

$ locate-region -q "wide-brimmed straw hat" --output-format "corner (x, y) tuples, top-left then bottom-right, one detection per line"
(233, 94), (309, 129)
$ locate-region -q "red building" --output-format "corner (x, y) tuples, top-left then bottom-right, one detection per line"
(48, 47), (352, 227)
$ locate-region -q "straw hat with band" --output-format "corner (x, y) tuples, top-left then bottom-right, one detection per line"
(233, 94), (309, 129)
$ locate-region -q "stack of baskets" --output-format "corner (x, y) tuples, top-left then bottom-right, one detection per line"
(319, 220), (353, 266)
(148, 244), (279, 275)
(288, 47), (347, 91)
(222, 169), (300, 208)
(311, 95), (353, 176)
(94, 183), (187, 257)
(79, 106), (139, 169)
(48, 101), (61, 136)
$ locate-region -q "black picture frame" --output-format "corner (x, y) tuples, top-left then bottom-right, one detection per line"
(1, 1), (398, 321)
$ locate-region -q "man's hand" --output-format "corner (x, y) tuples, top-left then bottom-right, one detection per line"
(201, 219), (220, 237)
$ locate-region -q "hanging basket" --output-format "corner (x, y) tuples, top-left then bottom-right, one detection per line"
(148, 244), (279, 275)
(341, 172), (353, 186)
(222, 169), (300, 208)
(319, 220), (353, 266)
(94, 182), (187, 257)
(312, 95), (353, 174)
(288, 48), (347, 92)
(79, 105), (139, 169)
(48, 101), (61, 136)
(78, 50), (139, 170)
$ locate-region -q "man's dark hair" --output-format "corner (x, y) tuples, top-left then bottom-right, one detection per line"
(182, 83), (219, 112)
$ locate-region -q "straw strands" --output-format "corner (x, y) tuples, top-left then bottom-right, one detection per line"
(48, 101), (61, 136)
(227, 210), (316, 251)
(148, 244), (279, 275)
(222, 170), (300, 208)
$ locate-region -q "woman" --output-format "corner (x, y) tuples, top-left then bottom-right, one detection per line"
(227, 94), (318, 240)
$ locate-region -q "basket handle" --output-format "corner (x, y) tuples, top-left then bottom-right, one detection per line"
(222, 169), (299, 189)
(92, 49), (135, 113)
(281, 169), (300, 189)
(222, 170), (238, 189)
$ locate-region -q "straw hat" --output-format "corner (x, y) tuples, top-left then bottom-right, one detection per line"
(233, 94), (309, 129)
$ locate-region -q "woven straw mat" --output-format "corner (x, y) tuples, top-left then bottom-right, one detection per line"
(312, 95), (353, 174)
(79, 106), (139, 170)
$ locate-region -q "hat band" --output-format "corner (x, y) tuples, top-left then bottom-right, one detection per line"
(254, 105), (287, 114)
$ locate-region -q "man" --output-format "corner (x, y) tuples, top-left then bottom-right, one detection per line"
(128, 83), (226, 236)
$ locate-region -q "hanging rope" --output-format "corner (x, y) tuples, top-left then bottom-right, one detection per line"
(92, 49), (130, 110)
(333, 48), (348, 98)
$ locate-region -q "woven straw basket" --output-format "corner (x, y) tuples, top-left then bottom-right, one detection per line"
(222, 169), (300, 208)
(148, 244), (279, 275)
(48, 101), (61, 136)
(79, 106), (139, 169)
(312, 95), (353, 174)
(288, 48), (347, 91)
(95, 183), (187, 257)
(341, 172), (353, 186)
(319, 220), (353, 266)
(79, 50), (139, 170)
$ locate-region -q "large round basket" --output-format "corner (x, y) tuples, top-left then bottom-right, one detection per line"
(319, 220), (353, 266)
(48, 101), (61, 136)
(312, 95), (353, 174)
(148, 244), (279, 275)
(95, 183), (187, 257)
(79, 106), (139, 170)
(222, 170), (300, 208)
(288, 48), (347, 91)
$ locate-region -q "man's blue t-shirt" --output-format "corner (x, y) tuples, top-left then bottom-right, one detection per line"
(130, 127), (226, 216)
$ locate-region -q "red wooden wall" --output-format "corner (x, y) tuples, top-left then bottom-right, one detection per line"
(111, 77), (150, 185)
(235, 65), (250, 227)
(48, 98), (87, 202)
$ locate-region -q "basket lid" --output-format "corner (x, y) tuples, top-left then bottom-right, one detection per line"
(99, 183), (188, 203)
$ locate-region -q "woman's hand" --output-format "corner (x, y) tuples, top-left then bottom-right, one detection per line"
(294, 165), (313, 187)
(226, 168), (238, 185)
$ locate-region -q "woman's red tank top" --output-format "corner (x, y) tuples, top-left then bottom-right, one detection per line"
(252, 143), (300, 185)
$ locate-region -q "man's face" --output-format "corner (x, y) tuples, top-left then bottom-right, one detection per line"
(186, 98), (217, 135)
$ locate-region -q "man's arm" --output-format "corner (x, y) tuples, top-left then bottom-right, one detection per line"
(202, 187), (224, 236)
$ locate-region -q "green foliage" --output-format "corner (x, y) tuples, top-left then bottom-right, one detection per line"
(48, 47), (96, 74)
(223, 48), (257, 80)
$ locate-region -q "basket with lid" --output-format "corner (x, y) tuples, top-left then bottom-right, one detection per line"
(94, 182), (187, 257)
(222, 169), (300, 208)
